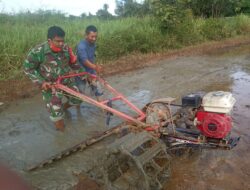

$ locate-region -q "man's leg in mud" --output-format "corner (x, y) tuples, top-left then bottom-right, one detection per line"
(75, 76), (87, 94)
(88, 77), (104, 102)
(42, 90), (65, 131)
(65, 81), (82, 110)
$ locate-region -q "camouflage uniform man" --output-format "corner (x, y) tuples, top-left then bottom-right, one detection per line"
(23, 26), (81, 131)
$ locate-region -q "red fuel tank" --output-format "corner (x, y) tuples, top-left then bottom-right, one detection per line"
(196, 111), (232, 139)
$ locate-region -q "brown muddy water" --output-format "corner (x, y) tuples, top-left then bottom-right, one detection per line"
(0, 44), (250, 190)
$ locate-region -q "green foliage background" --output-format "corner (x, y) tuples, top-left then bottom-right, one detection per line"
(0, 11), (250, 80)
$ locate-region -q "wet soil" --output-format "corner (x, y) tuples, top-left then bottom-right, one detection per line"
(0, 39), (250, 190)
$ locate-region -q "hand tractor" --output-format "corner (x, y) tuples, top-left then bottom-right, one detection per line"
(28, 72), (240, 190)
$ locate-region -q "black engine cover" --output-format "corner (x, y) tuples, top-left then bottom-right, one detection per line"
(182, 94), (202, 108)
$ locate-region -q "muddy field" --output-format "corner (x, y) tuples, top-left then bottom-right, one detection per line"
(0, 42), (250, 190)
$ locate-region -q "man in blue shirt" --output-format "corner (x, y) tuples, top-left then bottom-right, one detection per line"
(76, 25), (103, 100)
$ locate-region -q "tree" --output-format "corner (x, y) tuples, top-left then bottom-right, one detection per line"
(176, 0), (250, 18)
(150, 0), (250, 19)
(96, 3), (113, 20)
(236, 0), (250, 14)
(115, 0), (151, 17)
(80, 13), (87, 18)
(150, 0), (191, 30)
(182, 0), (235, 17)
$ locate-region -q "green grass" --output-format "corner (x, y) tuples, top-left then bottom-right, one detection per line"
(0, 12), (250, 80)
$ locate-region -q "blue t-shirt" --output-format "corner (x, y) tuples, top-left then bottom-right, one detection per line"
(77, 39), (96, 74)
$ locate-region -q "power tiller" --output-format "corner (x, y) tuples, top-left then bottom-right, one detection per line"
(55, 72), (240, 151)
(28, 72), (240, 173)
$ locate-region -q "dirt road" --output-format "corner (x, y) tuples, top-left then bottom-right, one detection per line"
(0, 43), (249, 190)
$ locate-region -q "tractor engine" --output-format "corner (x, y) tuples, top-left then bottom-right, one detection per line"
(182, 91), (236, 139)
(195, 111), (232, 139)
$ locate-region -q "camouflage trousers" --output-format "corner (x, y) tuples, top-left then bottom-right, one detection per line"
(42, 81), (81, 122)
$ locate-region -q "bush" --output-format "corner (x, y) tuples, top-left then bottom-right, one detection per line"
(233, 14), (250, 34)
(173, 18), (203, 46)
(95, 17), (165, 60)
(200, 18), (225, 40)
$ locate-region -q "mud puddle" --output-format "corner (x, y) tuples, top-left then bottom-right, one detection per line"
(0, 44), (250, 189)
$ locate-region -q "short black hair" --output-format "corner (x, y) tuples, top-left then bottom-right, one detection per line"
(85, 25), (98, 34)
(47, 26), (65, 39)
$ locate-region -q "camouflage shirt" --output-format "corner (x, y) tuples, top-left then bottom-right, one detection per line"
(23, 42), (73, 86)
